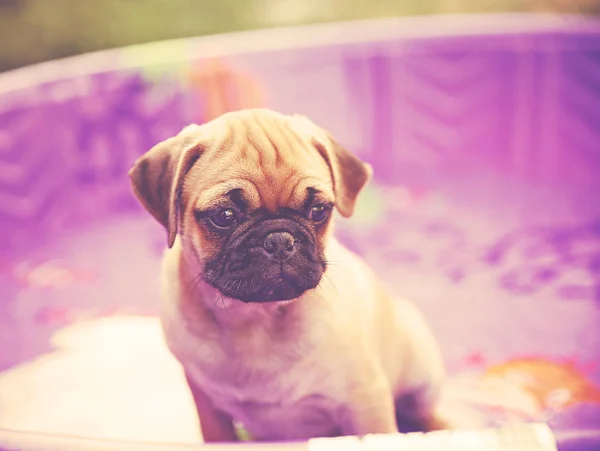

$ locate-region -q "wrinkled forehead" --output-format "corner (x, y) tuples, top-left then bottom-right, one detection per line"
(185, 112), (333, 211)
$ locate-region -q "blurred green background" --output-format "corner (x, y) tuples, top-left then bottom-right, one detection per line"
(1, 0), (599, 73)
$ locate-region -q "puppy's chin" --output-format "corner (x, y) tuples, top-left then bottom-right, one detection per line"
(211, 263), (324, 304)
(237, 280), (307, 304)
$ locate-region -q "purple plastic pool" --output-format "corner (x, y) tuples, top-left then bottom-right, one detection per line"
(1, 13), (600, 451)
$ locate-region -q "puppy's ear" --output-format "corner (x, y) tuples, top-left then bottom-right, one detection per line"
(129, 125), (208, 248)
(289, 115), (372, 217)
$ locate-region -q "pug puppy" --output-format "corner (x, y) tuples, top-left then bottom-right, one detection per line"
(128, 108), (445, 442)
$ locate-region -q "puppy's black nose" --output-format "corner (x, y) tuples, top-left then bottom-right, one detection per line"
(263, 231), (296, 261)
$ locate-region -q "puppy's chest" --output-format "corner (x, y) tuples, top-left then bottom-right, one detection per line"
(185, 320), (346, 439)
(190, 322), (333, 396)
(185, 306), (328, 382)
(195, 355), (345, 440)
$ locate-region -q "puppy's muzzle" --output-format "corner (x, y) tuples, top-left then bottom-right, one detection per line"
(263, 231), (296, 262)
(203, 217), (325, 303)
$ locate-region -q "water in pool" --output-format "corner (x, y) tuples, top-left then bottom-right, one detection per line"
(1, 13), (600, 447)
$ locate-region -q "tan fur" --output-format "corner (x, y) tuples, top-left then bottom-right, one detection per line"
(129, 109), (445, 442)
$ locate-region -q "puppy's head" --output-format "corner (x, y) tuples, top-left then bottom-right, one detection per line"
(129, 109), (371, 303)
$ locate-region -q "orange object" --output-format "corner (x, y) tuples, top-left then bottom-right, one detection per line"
(188, 58), (266, 123)
(482, 357), (600, 412)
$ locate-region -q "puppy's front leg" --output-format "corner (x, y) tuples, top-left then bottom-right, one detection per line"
(185, 372), (238, 443)
(341, 383), (398, 436)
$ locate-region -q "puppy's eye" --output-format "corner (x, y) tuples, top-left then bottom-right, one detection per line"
(209, 208), (238, 228)
(308, 204), (331, 223)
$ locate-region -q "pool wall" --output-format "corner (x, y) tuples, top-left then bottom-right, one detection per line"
(2, 14), (600, 256)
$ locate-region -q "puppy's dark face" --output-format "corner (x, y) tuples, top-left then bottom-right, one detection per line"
(192, 188), (332, 303)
